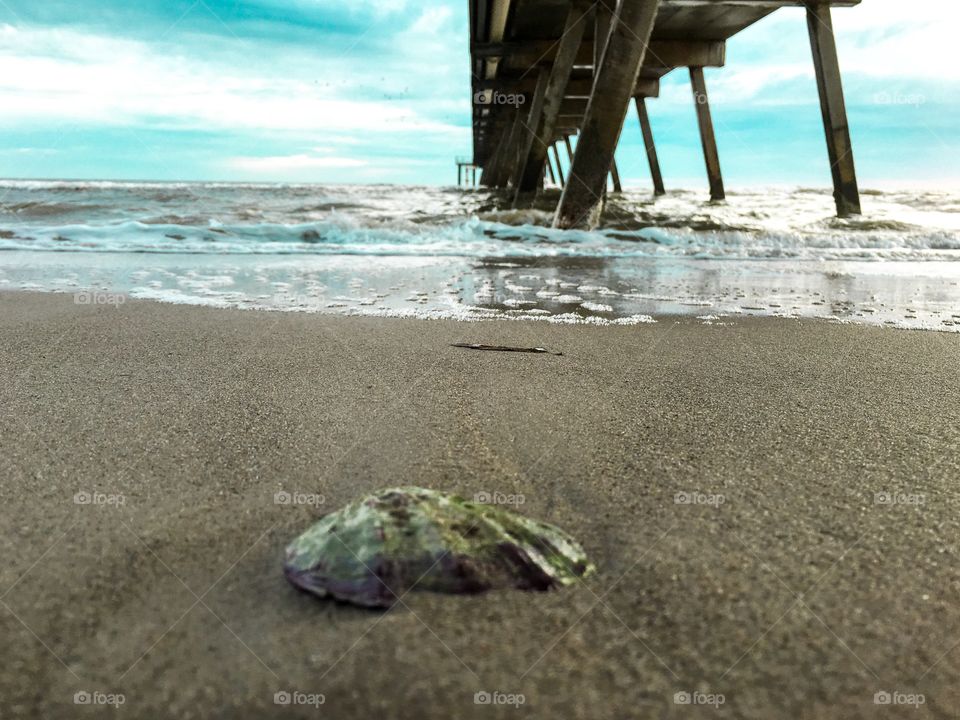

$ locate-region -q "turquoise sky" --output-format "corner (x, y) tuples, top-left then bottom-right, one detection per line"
(0, 0), (956, 188)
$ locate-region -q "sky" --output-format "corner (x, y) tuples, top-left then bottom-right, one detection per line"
(0, 0), (956, 188)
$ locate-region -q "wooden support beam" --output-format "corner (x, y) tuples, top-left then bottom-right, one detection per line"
(594, 1), (615, 199)
(546, 153), (558, 186)
(610, 158), (623, 193)
(479, 131), (502, 186)
(563, 135), (574, 163)
(806, 2), (861, 216)
(508, 68), (550, 189)
(645, 40), (725, 71)
(479, 160), (493, 186)
(476, 76), (659, 98)
(663, 0), (860, 6)
(472, 40), (591, 65)
(554, 0), (661, 229)
(690, 66), (725, 201)
(634, 79), (660, 98)
(513, 2), (590, 199)
(478, 127), (501, 186)
(635, 96), (665, 195)
(472, 40), (724, 71)
(595, 1), (616, 69)
(501, 108), (530, 189)
(551, 144), (565, 187)
(488, 108), (523, 187)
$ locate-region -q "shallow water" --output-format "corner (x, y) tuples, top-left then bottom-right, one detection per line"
(1, 181), (959, 330)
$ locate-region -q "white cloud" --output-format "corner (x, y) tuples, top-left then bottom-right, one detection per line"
(0, 23), (464, 136)
(410, 6), (454, 35)
(649, 2), (960, 109)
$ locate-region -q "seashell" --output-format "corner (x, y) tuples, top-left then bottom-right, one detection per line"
(283, 487), (593, 608)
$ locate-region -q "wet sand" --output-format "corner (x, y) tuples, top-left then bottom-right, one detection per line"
(1, 291), (958, 719)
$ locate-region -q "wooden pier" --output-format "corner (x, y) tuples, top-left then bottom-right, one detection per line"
(456, 157), (480, 187)
(466, 0), (862, 227)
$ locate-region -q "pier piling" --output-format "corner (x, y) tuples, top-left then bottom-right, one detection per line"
(635, 96), (665, 196)
(806, 1), (861, 216)
(509, 68), (550, 190)
(513, 2), (589, 201)
(595, 0), (615, 67)
(690, 66), (725, 202)
(610, 159), (623, 194)
(554, 0), (661, 228)
(489, 108), (522, 188)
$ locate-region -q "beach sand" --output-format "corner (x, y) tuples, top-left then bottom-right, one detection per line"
(1, 291), (958, 719)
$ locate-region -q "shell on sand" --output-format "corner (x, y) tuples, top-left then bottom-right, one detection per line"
(283, 487), (593, 608)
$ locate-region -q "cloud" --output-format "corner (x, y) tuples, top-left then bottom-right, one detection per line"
(644, 1), (960, 111)
(0, 23), (465, 135)
(409, 6), (453, 35)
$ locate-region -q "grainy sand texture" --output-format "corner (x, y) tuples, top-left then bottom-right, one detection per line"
(1, 291), (958, 719)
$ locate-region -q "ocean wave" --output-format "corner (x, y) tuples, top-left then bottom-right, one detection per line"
(1, 215), (959, 261)
(0, 183), (959, 264)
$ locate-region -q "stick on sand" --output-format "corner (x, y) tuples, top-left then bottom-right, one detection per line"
(451, 343), (563, 356)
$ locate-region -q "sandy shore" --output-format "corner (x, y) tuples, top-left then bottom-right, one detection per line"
(1, 291), (958, 719)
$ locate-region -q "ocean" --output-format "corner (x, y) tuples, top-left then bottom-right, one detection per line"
(1, 181), (959, 331)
